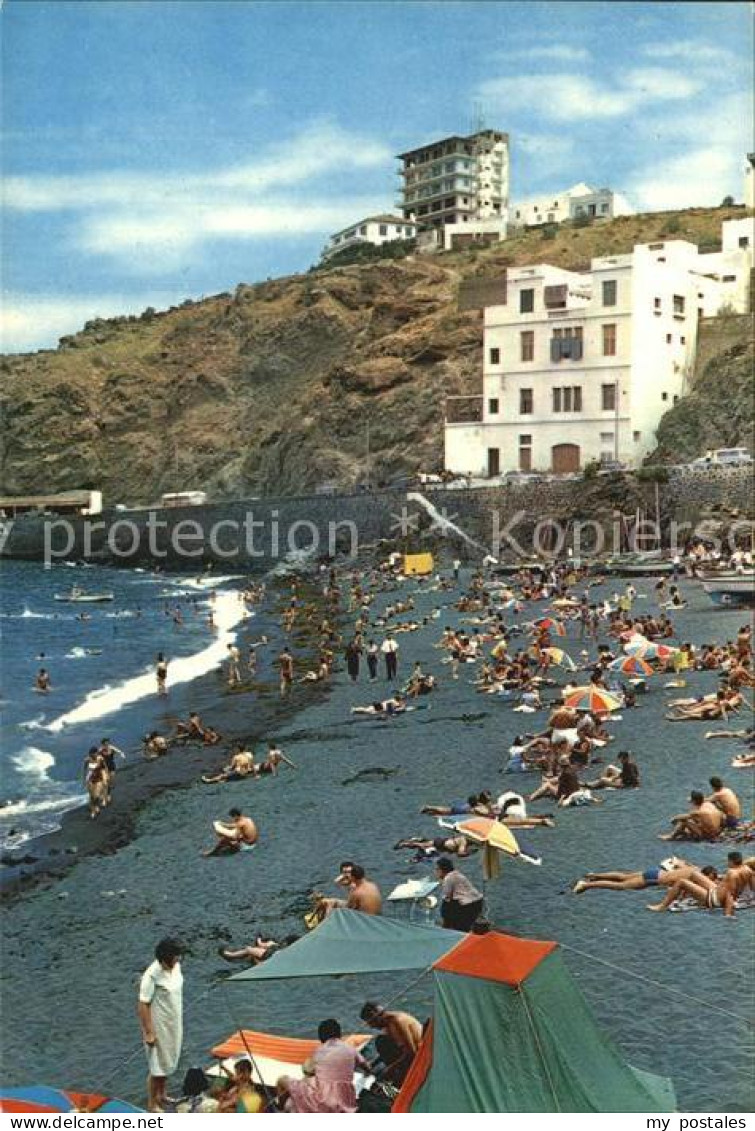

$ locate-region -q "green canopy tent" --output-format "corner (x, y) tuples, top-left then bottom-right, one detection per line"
(393, 931), (676, 1113)
(228, 909), (465, 982)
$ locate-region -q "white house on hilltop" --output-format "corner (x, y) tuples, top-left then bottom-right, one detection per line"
(321, 215), (417, 261)
(510, 183), (633, 229)
(745, 154), (755, 210)
(444, 220), (753, 478)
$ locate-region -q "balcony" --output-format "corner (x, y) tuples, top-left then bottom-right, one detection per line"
(445, 395), (484, 424)
(550, 338), (583, 362)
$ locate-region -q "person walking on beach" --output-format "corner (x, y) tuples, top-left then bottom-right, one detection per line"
(156, 653), (168, 696)
(366, 639), (379, 681)
(138, 937), (184, 1112)
(435, 857), (484, 932)
(381, 632), (399, 682)
(278, 646), (294, 697)
(345, 637), (362, 682)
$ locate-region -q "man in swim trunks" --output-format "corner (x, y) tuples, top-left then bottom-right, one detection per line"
(98, 737), (126, 801)
(660, 791), (724, 841)
(227, 643), (242, 686)
(359, 1002), (423, 1083)
(257, 742), (296, 775)
(394, 833), (474, 858)
(278, 647), (294, 697)
(647, 854), (753, 915)
(707, 776), (742, 829)
(588, 750), (640, 790)
(202, 807), (258, 856)
(35, 668), (51, 693)
(201, 744), (256, 784)
(573, 857), (693, 893)
(317, 864), (382, 916)
(175, 711), (208, 741)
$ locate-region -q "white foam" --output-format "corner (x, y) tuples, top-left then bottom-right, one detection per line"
(43, 590), (248, 732)
(11, 746), (55, 778)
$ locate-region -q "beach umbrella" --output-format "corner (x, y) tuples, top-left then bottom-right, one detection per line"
(450, 817), (542, 877)
(624, 640), (678, 660)
(0, 1089), (144, 1114)
(532, 617), (566, 637)
(608, 656), (654, 676)
(543, 646), (577, 670)
(563, 686), (623, 713)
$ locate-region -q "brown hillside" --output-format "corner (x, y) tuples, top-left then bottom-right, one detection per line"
(0, 205), (749, 503)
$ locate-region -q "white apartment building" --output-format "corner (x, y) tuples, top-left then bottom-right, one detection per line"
(510, 183), (633, 228)
(321, 214), (417, 261)
(397, 130), (510, 232)
(445, 223), (749, 478)
(698, 216), (754, 313)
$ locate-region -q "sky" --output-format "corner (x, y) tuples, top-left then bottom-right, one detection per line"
(2, 0), (752, 352)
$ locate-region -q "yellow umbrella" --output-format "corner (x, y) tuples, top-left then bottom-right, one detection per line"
(543, 646), (577, 670)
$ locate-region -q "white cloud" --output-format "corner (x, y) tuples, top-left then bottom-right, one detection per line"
(628, 146), (742, 211)
(478, 68), (700, 122)
(0, 292), (178, 353)
(627, 91), (754, 211)
(641, 40), (736, 64)
(3, 123), (394, 272)
(74, 196), (388, 272)
(507, 44), (590, 62)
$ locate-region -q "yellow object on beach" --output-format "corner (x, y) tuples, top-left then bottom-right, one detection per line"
(404, 552), (434, 576)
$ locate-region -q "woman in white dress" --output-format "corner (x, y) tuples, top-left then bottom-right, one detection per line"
(138, 938), (184, 1112)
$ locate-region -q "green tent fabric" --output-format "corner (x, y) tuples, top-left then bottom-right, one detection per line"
(228, 909), (465, 982)
(396, 935), (676, 1113)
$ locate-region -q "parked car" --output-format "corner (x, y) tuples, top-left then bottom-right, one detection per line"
(689, 448), (752, 468)
(504, 470), (542, 484)
(597, 459), (628, 476)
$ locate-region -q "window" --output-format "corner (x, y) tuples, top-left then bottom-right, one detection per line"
(379, 225), (387, 236)
(520, 288), (534, 313)
(680, 336), (686, 344)
(602, 323), (617, 356)
(654, 297), (661, 310)
(673, 395), (679, 405)
(488, 398), (499, 415)
(359, 225), (367, 235)
(666, 333), (672, 343)
(602, 383), (617, 411)
(673, 295), (685, 315)
(520, 388), (533, 414)
(738, 236), (749, 249)
(662, 392), (668, 401)
(602, 280), (617, 306)
(520, 331), (534, 362)
(633, 431), (641, 442)
(600, 432), (614, 444)
(722, 274), (736, 282)
(519, 434), (532, 471)
(553, 386), (582, 412)
(489, 347), (500, 365)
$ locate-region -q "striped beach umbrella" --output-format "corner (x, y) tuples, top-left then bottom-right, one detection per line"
(563, 686), (623, 713)
(609, 655), (654, 676)
(0, 1089), (144, 1114)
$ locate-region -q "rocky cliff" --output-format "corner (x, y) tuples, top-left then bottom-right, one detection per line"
(1, 205), (751, 503)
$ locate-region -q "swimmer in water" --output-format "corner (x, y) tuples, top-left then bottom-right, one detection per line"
(35, 668), (51, 693)
(227, 643), (242, 687)
(143, 732), (169, 759)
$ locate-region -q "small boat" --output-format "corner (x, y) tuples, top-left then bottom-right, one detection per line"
(702, 576), (755, 608)
(603, 554), (673, 577)
(53, 588), (114, 603)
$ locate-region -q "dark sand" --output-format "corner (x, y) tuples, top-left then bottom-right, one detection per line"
(1, 570), (752, 1111)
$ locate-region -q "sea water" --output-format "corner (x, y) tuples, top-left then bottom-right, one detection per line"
(0, 561), (249, 848)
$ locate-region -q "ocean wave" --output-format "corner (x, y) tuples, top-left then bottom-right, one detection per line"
(43, 590), (249, 732)
(65, 647), (102, 659)
(11, 746), (55, 777)
(1, 747), (84, 851)
(18, 715), (48, 732)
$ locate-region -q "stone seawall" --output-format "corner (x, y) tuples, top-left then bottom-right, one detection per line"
(1, 466), (752, 567)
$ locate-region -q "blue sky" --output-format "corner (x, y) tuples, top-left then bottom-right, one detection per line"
(2, 0), (752, 351)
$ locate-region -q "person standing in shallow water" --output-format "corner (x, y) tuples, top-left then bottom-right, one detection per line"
(381, 632), (399, 681)
(156, 653), (168, 695)
(138, 938), (184, 1113)
(278, 646), (294, 697)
